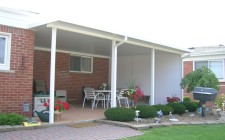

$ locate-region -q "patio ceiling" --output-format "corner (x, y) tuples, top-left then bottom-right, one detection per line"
(31, 21), (188, 57)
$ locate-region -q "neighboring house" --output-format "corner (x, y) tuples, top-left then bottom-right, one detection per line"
(0, 7), (188, 120)
(183, 46), (225, 106)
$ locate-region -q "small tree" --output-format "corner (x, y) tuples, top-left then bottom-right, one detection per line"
(180, 66), (219, 93)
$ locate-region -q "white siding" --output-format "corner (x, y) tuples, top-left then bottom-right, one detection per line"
(117, 52), (182, 105)
(155, 53), (182, 104)
(117, 55), (151, 96)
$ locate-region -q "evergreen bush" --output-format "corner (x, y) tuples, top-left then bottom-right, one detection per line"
(183, 96), (191, 102)
(152, 104), (174, 115)
(181, 101), (197, 112)
(168, 103), (186, 115)
(136, 105), (157, 118)
(104, 107), (135, 122)
(180, 66), (219, 93)
(0, 113), (25, 125)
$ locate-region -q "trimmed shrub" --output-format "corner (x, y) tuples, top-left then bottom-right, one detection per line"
(136, 105), (157, 118)
(0, 113), (26, 125)
(152, 104), (174, 115)
(104, 107), (135, 122)
(181, 101), (197, 112)
(168, 103), (186, 115)
(183, 96), (191, 102)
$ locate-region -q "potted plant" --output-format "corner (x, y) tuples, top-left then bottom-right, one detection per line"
(124, 80), (144, 107)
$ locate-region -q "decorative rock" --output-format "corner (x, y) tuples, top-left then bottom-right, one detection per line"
(219, 111), (225, 121)
(189, 114), (195, 117)
(169, 118), (179, 122)
(154, 118), (161, 123)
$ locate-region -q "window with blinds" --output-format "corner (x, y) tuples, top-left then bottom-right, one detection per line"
(70, 55), (93, 73)
(194, 60), (224, 79)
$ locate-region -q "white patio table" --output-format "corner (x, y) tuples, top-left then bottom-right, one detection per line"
(94, 90), (119, 108)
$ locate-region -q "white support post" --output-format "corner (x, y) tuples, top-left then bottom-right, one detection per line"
(181, 56), (184, 101)
(110, 37), (127, 108)
(150, 48), (155, 105)
(49, 28), (57, 123)
(111, 40), (117, 108)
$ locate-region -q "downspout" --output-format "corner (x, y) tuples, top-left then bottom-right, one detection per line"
(111, 36), (128, 108)
(150, 48), (155, 105)
(181, 54), (184, 101)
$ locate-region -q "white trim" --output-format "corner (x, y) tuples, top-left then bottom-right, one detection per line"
(0, 32), (11, 70)
(183, 54), (225, 61)
(0, 70), (15, 73)
(34, 47), (110, 59)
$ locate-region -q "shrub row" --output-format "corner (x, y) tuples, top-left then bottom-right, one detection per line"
(0, 113), (26, 125)
(104, 107), (135, 122)
(152, 104), (174, 115)
(104, 101), (198, 122)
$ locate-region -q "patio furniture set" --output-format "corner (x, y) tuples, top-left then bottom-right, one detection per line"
(82, 88), (129, 110)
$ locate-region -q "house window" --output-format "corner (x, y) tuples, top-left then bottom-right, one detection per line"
(70, 55), (93, 73)
(0, 33), (11, 70)
(194, 60), (224, 79)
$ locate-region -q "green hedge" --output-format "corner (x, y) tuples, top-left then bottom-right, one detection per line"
(104, 107), (135, 122)
(168, 103), (186, 115)
(181, 101), (197, 112)
(0, 113), (26, 125)
(152, 104), (174, 115)
(183, 96), (191, 102)
(136, 105), (157, 118)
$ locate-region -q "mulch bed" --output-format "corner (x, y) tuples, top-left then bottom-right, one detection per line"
(129, 111), (221, 125)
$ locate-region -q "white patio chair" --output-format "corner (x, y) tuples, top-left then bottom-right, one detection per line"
(83, 88), (105, 110)
(95, 92), (106, 109)
(117, 89), (129, 108)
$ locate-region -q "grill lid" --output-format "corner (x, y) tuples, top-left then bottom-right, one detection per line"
(193, 87), (217, 94)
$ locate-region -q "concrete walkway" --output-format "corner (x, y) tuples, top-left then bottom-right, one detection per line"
(0, 124), (143, 140)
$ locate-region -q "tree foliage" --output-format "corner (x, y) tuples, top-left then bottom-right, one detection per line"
(180, 66), (219, 93)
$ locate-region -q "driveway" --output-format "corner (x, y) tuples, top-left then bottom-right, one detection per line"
(0, 124), (143, 140)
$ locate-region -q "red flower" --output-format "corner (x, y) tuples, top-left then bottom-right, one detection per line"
(43, 98), (70, 111)
(167, 97), (180, 103)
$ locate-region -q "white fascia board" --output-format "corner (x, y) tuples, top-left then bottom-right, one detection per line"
(35, 47), (110, 59)
(126, 38), (189, 54)
(0, 6), (40, 29)
(183, 54), (225, 61)
(47, 21), (123, 41)
(47, 21), (188, 55)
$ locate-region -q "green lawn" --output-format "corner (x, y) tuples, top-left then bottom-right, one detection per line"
(123, 124), (225, 140)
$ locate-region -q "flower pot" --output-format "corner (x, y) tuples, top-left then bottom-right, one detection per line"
(54, 111), (62, 121)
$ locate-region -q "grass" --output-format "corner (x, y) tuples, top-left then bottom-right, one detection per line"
(123, 124), (225, 140)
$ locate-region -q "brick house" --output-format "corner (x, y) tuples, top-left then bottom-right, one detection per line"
(0, 7), (188, 121)
(182, 46), (225, 106)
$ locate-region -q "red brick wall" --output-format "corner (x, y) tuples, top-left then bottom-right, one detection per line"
(183, 61), (225, 107)
(34, 50), (109, 103)
(0, 25), (34, 116)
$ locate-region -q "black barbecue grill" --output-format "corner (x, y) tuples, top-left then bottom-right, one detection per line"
(193, 87), (217, 117)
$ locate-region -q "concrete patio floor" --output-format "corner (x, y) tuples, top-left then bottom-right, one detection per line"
(35, 104), (107, 124)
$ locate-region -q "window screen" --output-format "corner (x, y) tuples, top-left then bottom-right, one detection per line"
(70, 55), (92, 73)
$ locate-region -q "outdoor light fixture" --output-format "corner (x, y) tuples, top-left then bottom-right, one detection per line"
(135, 110), (140, 124)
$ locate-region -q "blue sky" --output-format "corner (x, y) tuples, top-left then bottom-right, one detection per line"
(1, 0), (225, 49)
